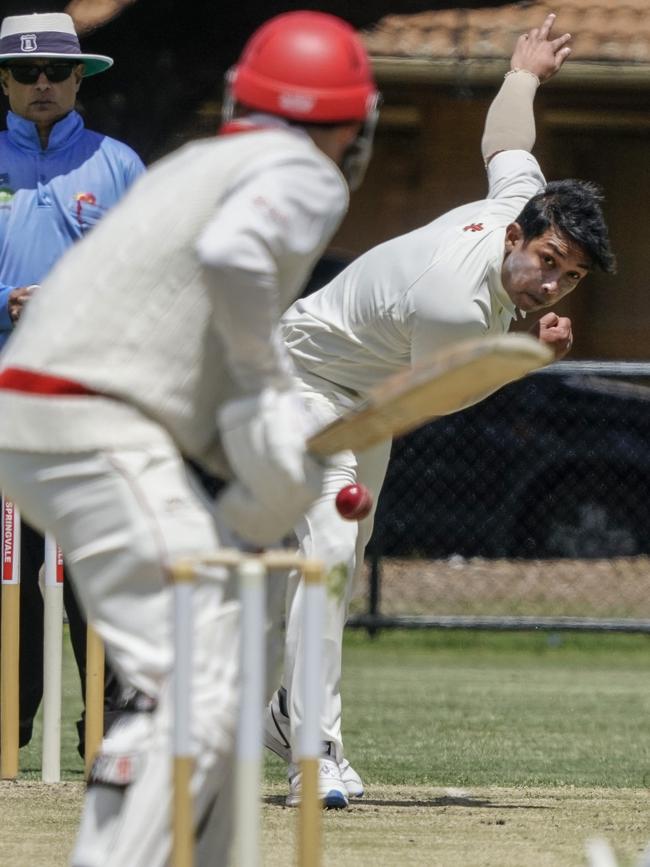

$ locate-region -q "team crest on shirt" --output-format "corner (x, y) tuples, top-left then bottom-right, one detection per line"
(20, 34), (38, 52)
(74, 191), (98, 225)
(463, 222), (484, 232)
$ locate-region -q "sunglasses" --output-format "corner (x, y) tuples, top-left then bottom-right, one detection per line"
(5, 62), (77, 85)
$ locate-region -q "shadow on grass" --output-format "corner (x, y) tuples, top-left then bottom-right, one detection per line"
(263, 794), (550, 810)
(357, 796), (550, 809)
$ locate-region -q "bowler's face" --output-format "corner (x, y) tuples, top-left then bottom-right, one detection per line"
(501, 223), (591, 312)
(0, 60), (83, 130)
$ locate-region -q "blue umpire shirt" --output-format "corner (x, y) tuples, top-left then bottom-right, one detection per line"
(0, 109), (145, 350)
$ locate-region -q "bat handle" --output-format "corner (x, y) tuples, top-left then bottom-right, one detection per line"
(334, 483), (373, 521)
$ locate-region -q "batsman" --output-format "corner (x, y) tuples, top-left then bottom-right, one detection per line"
(264, 13), (617, 808)
(0, 11), (379, 866)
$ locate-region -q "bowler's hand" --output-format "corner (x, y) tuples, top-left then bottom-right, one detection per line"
(65, 0), (136, 35)
(510, 13), (572, 82)
(530, 311), (573, 360)
(8, 285), (38, 324)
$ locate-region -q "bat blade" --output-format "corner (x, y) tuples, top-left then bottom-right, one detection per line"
(308, 333), (553, 456)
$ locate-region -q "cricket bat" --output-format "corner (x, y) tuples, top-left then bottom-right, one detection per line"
(308, 333), (553, 456)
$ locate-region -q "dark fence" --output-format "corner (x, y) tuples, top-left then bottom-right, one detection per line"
(349, 361), (650, 633)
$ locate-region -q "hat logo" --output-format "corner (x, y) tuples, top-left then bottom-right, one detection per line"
(20, 34), (38, 53)
(278, 92), (316, 114)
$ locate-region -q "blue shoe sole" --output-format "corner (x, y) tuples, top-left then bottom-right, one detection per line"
(323, 790), (349, 809)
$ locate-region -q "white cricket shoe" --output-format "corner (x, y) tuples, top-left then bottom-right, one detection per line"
(264, 689), (365, 798)
(286, 758), (349, 809)
(339, 757), (364, 798)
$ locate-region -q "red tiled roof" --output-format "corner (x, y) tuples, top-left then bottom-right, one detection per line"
(363, 1), (650, 64)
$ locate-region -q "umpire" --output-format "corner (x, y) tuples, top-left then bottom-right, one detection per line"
(0, 12), (144, 754)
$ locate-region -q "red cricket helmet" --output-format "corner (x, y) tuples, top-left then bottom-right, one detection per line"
(226, 11), (378, 124)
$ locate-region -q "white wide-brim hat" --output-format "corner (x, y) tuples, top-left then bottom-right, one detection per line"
(0, 13), (113, 77)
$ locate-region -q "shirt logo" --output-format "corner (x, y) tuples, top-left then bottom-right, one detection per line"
(463, 222), (484, 232)
(74, 192), (97, 225)
(20, 34), (38, 53)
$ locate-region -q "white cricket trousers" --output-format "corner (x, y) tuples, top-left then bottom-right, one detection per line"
(0, 437), (239, 867)
(283, 370), (392, 762)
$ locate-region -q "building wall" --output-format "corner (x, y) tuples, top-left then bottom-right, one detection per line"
(332, 82), (650, 360)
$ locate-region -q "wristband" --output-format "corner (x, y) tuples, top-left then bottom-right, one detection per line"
(505, 68), (540, 86)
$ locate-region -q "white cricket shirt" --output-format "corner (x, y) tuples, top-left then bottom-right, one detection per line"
(0, 121), (348, 470)
(282, 149), (545, 397)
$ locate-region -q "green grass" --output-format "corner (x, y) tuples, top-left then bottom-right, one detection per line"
(16, 628), (650, 790)
(5, 628), (650, 866)
(266, 630), (650, 790)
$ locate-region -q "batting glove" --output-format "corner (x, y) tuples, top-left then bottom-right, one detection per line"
(216, 387), (325, 545)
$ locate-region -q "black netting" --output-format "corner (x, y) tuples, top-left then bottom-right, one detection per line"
(358, 366), (650, 625)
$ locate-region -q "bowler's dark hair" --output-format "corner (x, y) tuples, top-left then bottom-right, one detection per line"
(515, 179), (616, 274)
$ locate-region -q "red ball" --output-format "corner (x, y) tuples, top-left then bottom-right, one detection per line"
(335, 484), (373, 521)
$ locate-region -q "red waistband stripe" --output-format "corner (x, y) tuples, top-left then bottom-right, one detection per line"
(0, 367), (96, 396)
